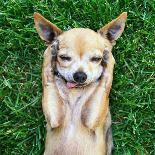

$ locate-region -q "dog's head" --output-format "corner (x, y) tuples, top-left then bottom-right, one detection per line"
(34, 12), (127, 88)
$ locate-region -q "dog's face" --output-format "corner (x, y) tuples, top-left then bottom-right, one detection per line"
(34, 12), (127, 88)
(56, 28), (112, 88)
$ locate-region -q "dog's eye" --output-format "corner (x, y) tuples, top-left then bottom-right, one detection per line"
(59, 55), (71, 61)
(90, 57), (102, 62)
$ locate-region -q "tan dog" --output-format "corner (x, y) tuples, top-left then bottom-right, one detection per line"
(34, 12), (127, 155)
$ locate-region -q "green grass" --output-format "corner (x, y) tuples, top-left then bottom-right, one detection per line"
(0, 0), (154, 154)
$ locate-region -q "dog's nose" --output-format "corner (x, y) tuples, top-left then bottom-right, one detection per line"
(73, 71), (87, 83)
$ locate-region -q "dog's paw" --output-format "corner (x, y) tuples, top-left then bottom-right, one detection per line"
(81, 101), (104, 130)
(44, 105), (65, 129)
(81, 118), (97, 130)
(50, 117), (61, 128)
(45, 114), (60, 128)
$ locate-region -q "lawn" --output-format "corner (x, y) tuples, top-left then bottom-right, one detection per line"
(0, 0), (154, 154)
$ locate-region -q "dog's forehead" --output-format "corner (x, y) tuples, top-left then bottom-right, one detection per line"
(58, 28), (112, 55)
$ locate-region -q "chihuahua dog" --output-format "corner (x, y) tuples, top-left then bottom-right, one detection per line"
(34, 12), (127, 155)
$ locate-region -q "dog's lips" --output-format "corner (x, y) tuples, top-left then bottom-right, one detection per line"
(66, 82), (78, 89)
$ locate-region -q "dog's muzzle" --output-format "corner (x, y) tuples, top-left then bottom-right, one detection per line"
(54, 69), (103, 89)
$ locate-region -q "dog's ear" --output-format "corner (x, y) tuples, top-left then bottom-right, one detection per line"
(34, 12), (62, 43)
(98, 12), (127, 45)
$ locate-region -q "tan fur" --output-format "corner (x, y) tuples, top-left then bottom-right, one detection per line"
(34, 12), (127, 155)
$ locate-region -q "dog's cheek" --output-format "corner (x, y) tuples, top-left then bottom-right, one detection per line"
(56, 65), (74, 81)
(87, 66), (103, 82)
(65, 68), (74, 81)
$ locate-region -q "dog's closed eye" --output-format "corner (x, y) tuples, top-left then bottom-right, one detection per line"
(59, 55), (72, 61)
(90, 56), (102, 62)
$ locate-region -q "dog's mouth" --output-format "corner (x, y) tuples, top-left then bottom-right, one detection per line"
(66, 81), (77, 89)
(66, 81), (87, 89)
(54, 69), (103, 89)
(54, 70), (87, 89)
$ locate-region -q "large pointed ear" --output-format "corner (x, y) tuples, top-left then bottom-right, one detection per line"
(33, 13), (63, 43)
(98, 12), (127, 45)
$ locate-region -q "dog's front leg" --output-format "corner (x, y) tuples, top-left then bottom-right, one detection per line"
(43, 82), (65, 128)
(81, 55), (115, 130)
(42, 49), (65, 128)
(81, 75), (109, 130)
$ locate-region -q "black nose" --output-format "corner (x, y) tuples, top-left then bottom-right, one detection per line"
(73, 71), (87, 83)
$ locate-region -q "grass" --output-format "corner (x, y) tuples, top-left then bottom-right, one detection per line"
(0, 0), (154, 154)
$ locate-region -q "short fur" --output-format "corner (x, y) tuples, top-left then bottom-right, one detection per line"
(34, 12), (127, 155)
